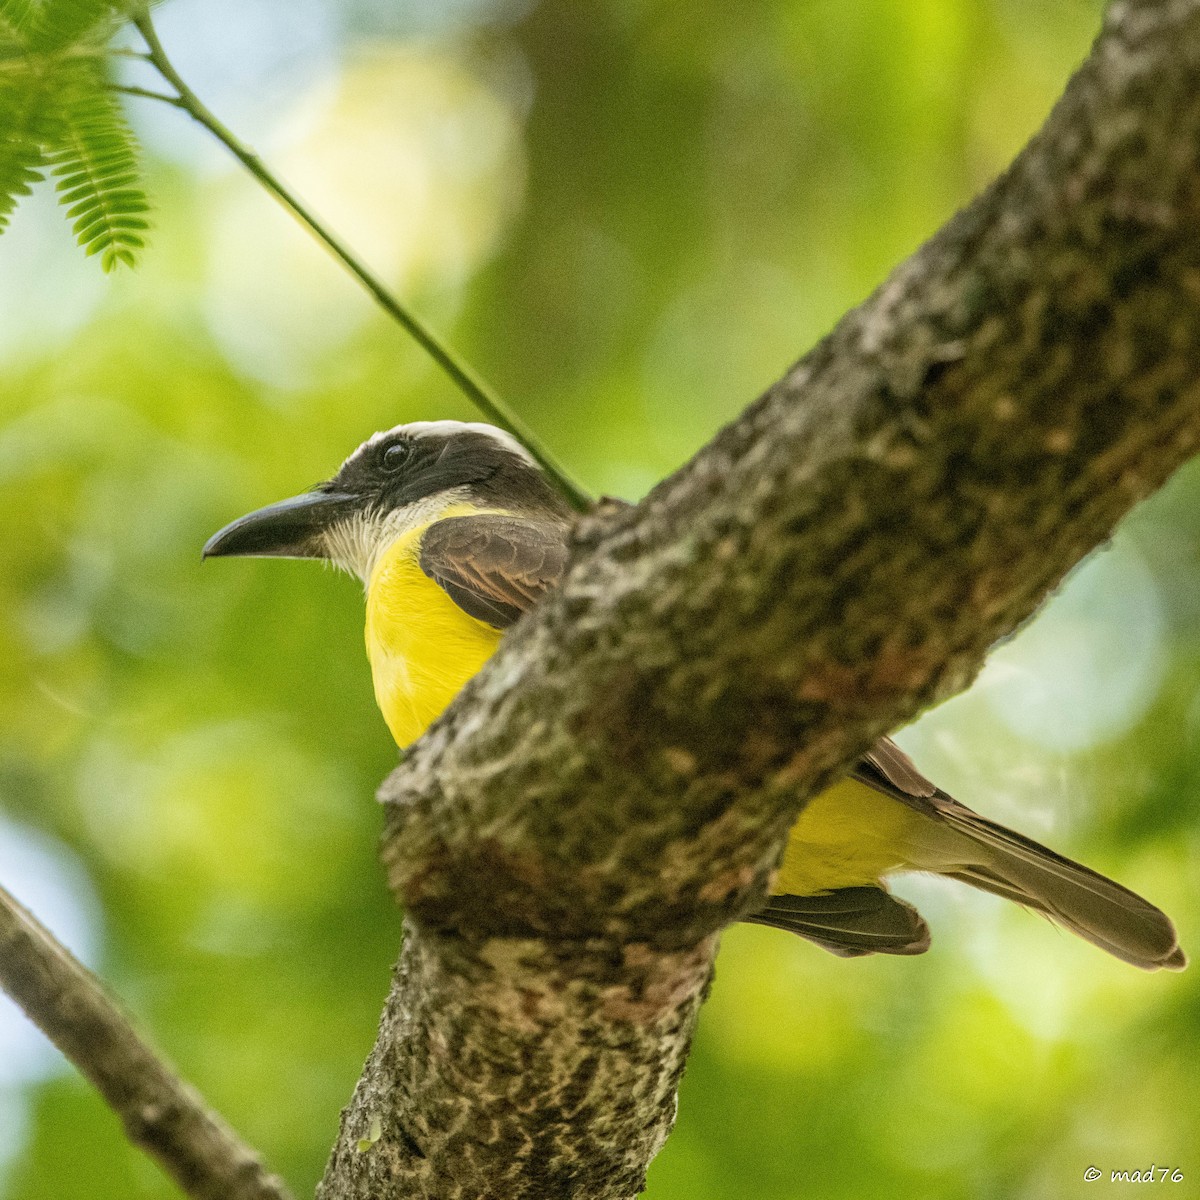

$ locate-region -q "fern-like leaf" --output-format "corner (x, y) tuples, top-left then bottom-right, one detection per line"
(0, 0), (153, 267)
(47, 72), (149, 270)
(0, 0), (40, 36)
(0, 78), (49, 232)
(27, 0), (114, 51)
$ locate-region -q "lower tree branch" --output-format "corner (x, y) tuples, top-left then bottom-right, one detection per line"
(0, 883), (292, 1200)
(320, 923), (715, 1198)
(319, 1), (1200, 1196)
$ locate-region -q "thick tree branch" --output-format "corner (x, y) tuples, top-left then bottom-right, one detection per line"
(0, 884), (292, 1200)
(322, 1), (1200, 1196)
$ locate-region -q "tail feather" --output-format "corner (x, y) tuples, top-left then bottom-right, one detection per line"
(931, 802), (1185, 972)
(746, 887), (930, 958)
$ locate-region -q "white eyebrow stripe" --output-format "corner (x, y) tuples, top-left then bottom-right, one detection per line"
(359, 420), (537, 467)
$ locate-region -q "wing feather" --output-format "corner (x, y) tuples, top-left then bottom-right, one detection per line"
(745, 887), (931, 957)
(418, 514), (569, 629)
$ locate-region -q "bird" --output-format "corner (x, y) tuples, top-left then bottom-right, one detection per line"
(204, 419), (1186, 971)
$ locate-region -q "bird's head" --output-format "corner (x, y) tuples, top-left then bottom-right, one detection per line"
(203, 420), (569, 582)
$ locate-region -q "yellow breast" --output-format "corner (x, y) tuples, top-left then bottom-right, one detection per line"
(365, 518), (503, 747)
(773, 777), (923, 895)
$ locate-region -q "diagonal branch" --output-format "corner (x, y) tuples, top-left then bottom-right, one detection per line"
(0, 883), (293, 1200)
(319, 1), (1200, 1196)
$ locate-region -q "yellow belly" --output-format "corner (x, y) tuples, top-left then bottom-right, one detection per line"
(773, 777), (924, 895)
(365, 522), (503, 747)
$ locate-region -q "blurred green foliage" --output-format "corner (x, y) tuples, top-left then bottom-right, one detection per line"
(1, 1), (1197, 1197)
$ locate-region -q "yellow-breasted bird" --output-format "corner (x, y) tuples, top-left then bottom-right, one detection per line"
(205, 420), (1186, 970)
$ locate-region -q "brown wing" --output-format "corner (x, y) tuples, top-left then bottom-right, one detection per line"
(418, 514), (570, 629)
(851, 735), (941, 817)
(745, 887), (930, 958)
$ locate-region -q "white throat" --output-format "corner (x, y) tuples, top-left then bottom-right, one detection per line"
(320, 488), (470, 586)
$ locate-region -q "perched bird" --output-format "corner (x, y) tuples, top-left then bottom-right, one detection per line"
(205, 420), (1186, 971)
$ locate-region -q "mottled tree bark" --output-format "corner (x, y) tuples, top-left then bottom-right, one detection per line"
(321, 2), (1200, 1196)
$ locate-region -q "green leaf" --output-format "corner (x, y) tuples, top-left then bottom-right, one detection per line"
(46, 67), (149, 269)
(0, 0), (40, 36)
(0, 78), (50, 232)
(27, 0), (116, 51)
(355, 1114), (383, 1153)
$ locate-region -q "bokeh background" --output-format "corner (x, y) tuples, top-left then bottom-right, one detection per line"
(2, 0), (1198, 1196)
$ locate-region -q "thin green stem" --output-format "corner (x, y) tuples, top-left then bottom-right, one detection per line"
(111, 82), (181, 105)
(129, 11), (592, 512)
(65, 46), (151, 60)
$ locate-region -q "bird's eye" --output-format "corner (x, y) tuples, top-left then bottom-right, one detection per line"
(381, 441), (409, 471)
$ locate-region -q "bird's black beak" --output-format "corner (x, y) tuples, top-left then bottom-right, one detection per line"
(202, 490), (359, 560)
